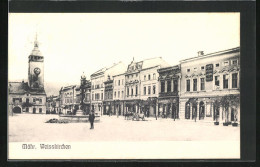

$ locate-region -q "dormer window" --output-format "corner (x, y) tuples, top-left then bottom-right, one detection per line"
(187, 69), (190, 72)
(232, 59), (238, 65)
(223, 61), (229, 66)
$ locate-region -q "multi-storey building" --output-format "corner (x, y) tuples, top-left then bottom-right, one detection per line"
(59, 85), (78, 114)
(103, 75), (114, 115)
(90, 62), (126, 115)
(46, 95), (61, 114)
(157, 65), (181, 119)
(124, 57), (169, 114)
(113, 73), (126, 116)
(179, 47), (240, 123)
(8, 35), (47, 114)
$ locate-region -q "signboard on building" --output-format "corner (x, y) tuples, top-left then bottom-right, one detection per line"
(206, 64), (213, 82)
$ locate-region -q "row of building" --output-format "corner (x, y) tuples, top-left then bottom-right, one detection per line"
(48, 47), (240, 123)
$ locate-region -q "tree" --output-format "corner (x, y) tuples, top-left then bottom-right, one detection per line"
(220, 95), (239, 124)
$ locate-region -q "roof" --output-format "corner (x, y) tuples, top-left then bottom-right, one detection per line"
(30, 37), (42, 57)
(9, 82), (46, 95)
(180, 47), (240, 63)
(142, 57), (170, 69)
(91, 61), (125, 78)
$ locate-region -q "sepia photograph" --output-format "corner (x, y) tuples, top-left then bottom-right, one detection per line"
(8, 13), (240, 159)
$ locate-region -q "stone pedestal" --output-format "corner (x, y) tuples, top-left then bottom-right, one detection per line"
(76, 109), (84, 116)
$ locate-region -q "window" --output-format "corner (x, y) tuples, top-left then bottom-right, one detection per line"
(144, 75), (146, 80)
(223, 74), (229, 89)
(200, 78), (205, 91)
(232, 60), (238, 65)
(101, 93), (103, 100)
(131, 88), (133, 95)
(224, 61), (229, 66)
(194, 67), (197, 72)
(153, 85), (156, 94)
(92, 94), (94, 100)
(114, 92), (116, 98)
(201, 66), (205, 70)
(127, 87), (129, 96)
(193, 79), (197, 91)
(186, 80), (190, 92)
(118, 80), (120, 86)
(148, 86), (151, 95)
(118, 91), (120, 98)
(161, 81), (165, 93)
(144, 87), (146, 95)
(215, 76), (220, 86)
(136, 85), (138, 95)
(187, 69), (190, 72)
(26, 98), (29, 103)
(167, 80), (171, 92)
(215, 63), (219, 67)
(39, 108), (42, 113)
(148, 75), (151, 80)
(173, 80), (178, 92)
(232, 73), (238, 88)
(153, 73), (156, 80)
(39, 98), (42, 103)
(33, 98), (36, 102)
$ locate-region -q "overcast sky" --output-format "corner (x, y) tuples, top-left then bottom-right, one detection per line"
(8, 13), (239, 95)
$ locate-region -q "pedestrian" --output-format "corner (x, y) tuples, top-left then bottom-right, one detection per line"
(89, 110), (95, 129)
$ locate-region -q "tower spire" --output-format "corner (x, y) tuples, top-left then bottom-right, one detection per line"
(34, 32), (39, 48)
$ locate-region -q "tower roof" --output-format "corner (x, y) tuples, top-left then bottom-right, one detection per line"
(30, 33), (42, 57)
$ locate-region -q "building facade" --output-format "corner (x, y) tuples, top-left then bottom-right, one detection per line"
(8, 36), (47, 114)
(124, 57), (170, 115)
(103, 75), (114, 115)
(59, 85), (78, 114)
(46, 95), (61, 114)
(157, 65), (181, 119)
(90, 62), (126, 115)
(179, 47), (240, 123)
(113, 73), (125, 116)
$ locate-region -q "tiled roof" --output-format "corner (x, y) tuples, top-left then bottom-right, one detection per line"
(142, 57), (170, 69)
(9, 82), (46, 95)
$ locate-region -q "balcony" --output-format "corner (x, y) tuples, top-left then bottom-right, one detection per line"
(159, 91), (178, 97)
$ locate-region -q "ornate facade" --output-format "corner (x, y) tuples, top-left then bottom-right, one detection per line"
(157, 65), (181, 119)
(179, 47), (240, 123)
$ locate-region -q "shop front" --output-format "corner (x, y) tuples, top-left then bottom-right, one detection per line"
(158, 97), (179, 119)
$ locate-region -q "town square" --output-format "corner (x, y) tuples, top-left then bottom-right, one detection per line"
(8, 13), (241, 159)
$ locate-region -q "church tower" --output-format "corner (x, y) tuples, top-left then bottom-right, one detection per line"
(28, 34), (44, 89)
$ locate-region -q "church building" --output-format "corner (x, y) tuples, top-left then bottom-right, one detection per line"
(8, 35), (47, 114)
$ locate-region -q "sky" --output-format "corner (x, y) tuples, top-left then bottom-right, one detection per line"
(8, 13), (240, 95)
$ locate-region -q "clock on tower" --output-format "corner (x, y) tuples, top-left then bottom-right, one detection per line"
(28, 35), (44, 89)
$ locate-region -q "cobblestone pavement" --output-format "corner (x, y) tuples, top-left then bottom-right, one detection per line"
(8, 114), (239, 142)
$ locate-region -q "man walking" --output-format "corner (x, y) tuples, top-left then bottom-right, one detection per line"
(89, 110), (95, 129)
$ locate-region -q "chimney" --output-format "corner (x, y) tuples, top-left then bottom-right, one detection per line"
(197, 51), (204, 56)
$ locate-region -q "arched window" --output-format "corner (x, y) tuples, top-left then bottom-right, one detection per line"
(185, 102), (190, 119)
(199, 101), (205, 120)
